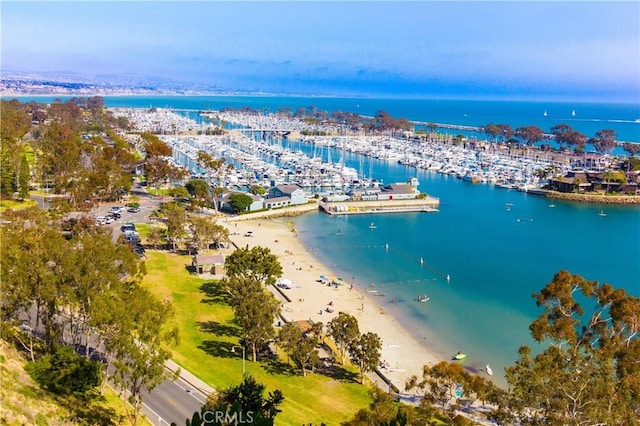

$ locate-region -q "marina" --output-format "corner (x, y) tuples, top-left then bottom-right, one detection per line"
(118, 107), (601, 203)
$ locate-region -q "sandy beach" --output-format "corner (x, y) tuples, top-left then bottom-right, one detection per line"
(222, 215), (440, 392)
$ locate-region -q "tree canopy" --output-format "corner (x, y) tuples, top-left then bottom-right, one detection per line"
(327, 312), (360, 364)
(185, 375), (284, 426)
(277, 321), (322, 376)
(506, 270), (639, 425)
(349, 332), (382, 384)
(223, 246), (282, 287)
(228, 193), (254, 213)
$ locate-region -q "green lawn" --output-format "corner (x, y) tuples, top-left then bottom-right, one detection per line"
(142, 251), (372, 425)
(0, 198), (37, 213)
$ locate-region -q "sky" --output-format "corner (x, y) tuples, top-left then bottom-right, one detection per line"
(1, 1), (639, 101)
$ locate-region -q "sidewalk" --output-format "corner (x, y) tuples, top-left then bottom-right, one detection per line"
(164, 359), (216, 397)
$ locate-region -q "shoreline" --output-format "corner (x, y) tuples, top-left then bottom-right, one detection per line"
(223, 216), (442, 392)
(530, 190), (640, 205)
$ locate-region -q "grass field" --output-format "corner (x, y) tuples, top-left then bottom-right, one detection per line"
(142, 250), (372, 425)
(0, 198), (37, 213)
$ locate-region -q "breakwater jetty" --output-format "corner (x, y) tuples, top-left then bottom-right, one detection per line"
(319, 197), (439, 215)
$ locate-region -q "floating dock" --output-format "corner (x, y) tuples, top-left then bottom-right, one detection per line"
(319, 197), (439, 215)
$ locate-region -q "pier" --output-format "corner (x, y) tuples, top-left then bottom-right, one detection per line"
(319, 198), (439, 215)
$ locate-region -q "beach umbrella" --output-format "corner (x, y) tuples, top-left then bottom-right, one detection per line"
(277, 277), (293, 286)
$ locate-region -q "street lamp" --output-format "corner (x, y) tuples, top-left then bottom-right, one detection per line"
(231, 345), (246, 376)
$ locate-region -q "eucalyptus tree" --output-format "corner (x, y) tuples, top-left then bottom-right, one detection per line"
(164, 202), (188, 250)
(406, 361), (500, 424)
(505, 270), (640, 425)
(482, 123), (501, 142)
(623, 142), (640, 158)
(592, 129), (617, 156)
(497, 124), (514, 142)
(146, 226), (166, 249)
(196, 150), (226, 213)
(37, 122), (83, 193)
(185, 178), (211, 209)
(230, 276), (281, 362)
(515, 125), (544, 147)
(223, 246), (282, 288)
(277, 321), (322, 376)
(188, 215), (226, 252)
(550, 123), (586, 151)
(110, 285), (177, 426)
(0, 100), (31, 197)
(327, 312), (360, 364)
(348, 332), (382, 384)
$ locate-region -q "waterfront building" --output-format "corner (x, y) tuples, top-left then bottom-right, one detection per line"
(265, 184), (307, 209)
(217, 190), (264, 212)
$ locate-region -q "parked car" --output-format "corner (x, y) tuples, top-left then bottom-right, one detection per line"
(124, 235), (141, 244)
(133, 244), (146, 255)
(127, 206), (141, 213)
(121, 223), (136, 232)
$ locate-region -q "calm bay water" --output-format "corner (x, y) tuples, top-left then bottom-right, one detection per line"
(291, 154), (639, 384)
(11, 94), (640, 382)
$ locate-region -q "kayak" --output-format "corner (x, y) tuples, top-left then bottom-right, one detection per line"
(453, 353), (467, 360)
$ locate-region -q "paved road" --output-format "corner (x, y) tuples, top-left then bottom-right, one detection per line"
(22, 184), (221, 425)
(139, 371), (210, 425)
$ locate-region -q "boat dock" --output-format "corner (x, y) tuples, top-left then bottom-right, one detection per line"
(319, 198), (439, 215)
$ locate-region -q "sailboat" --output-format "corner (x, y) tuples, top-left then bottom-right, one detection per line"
(599, 210), (606, 217)
(543, 110), (548, 117)
(572, 109), (576, 117)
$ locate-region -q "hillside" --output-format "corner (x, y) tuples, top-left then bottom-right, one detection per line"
(0, 340), (134, 425)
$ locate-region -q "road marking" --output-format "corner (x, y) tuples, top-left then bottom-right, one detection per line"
(171, 377), (207, 404)
(168, 399), (177, 406)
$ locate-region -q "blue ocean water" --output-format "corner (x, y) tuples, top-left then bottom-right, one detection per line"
(8, 95), (640, 143)
(287, 150), (639, 385)
(10, 95), (640, 383)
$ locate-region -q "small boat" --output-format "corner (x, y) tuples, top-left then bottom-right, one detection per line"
(336, 229), (344, 236)
(417, 294), (430, 302)
(543, 110), (548, 117)
(548, 203), (556, 208)
(599, 210), (606, 217)
(486, 364), (493, 376)
(572, 109), (576, 117)
(368, 222), (377, 229)
(453, 352), (467, 360)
